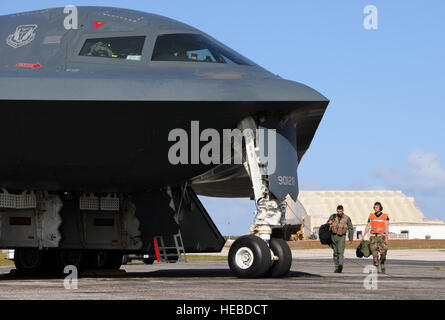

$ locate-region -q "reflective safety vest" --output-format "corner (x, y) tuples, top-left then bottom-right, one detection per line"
(369, 212), (388, 234)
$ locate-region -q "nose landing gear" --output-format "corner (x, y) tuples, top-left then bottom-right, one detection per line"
(228, 116), (295, 278)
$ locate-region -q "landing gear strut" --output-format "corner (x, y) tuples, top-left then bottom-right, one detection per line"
(228, 116), (294, 278)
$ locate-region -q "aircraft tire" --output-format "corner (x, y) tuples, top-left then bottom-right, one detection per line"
(14, 248), (45, 276)
(143, 257), (155, 265)
(56, 249), (86, 275)
(266, 238), (292, 278)
(103, 251), (123, 270)
(85, 250), (108, 269)
(228, 235), (272, 278)
(41, 250), (60, 275)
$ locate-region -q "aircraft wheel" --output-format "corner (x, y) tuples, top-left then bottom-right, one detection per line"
(266, 238), (292, 278)
(57, 249), (85, 275)
(103, 251), (123, 270)
(41, 250), (59, 275)
(143, 257), (155, 265)
(228, 235), (272, 278)
(14, 248), (45, 275)
(85, 250), (108, 269)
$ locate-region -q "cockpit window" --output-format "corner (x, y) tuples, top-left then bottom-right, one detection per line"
(79, 36), (145, 61)
(151, 34), (249, 65)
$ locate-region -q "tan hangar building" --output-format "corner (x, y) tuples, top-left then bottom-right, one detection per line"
(285, 190), (445, 240)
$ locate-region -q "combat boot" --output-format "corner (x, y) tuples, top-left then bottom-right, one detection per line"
(337, 265), (343, 273)
(381, 264), (386, 273)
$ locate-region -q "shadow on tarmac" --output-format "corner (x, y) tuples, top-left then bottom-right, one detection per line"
(0, 267), (321, 280)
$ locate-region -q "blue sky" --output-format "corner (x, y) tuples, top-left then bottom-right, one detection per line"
(2, 1), (444, 235)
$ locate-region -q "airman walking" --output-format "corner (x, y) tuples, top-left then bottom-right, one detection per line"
(361, 202), (389, 273)
(327, 205), (354, 273)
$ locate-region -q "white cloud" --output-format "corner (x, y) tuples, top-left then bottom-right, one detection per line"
(373, 149), (445, 196)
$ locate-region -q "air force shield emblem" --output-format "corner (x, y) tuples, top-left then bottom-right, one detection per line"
(6, 24), (38, 48)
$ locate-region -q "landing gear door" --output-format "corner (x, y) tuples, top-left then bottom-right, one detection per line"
(173, 187), (225, 253)
(258, 119), (299, 202)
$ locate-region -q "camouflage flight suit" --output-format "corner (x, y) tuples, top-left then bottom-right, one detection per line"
(368, 212), (389, 273)
(370, 235), (387, 273)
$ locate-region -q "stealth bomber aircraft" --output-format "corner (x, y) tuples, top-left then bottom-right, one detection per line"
(0, 7), (328, 278)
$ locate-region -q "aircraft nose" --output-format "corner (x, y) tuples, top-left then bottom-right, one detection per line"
(255, 78), (329, 102)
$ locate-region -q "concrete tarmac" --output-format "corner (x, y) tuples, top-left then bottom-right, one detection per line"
(0, 249), (444, 300)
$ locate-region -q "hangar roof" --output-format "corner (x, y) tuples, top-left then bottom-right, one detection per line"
(297, 190), (444, 228)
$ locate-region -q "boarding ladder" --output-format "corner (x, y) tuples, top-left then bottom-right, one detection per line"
(154, 231), (187, 263)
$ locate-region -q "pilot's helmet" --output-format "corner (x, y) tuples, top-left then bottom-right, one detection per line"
(90, 41), (113, 57)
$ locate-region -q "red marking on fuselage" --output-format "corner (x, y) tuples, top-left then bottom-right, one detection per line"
(16, 62), (42, 69)
(93, 20), (106, 32)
